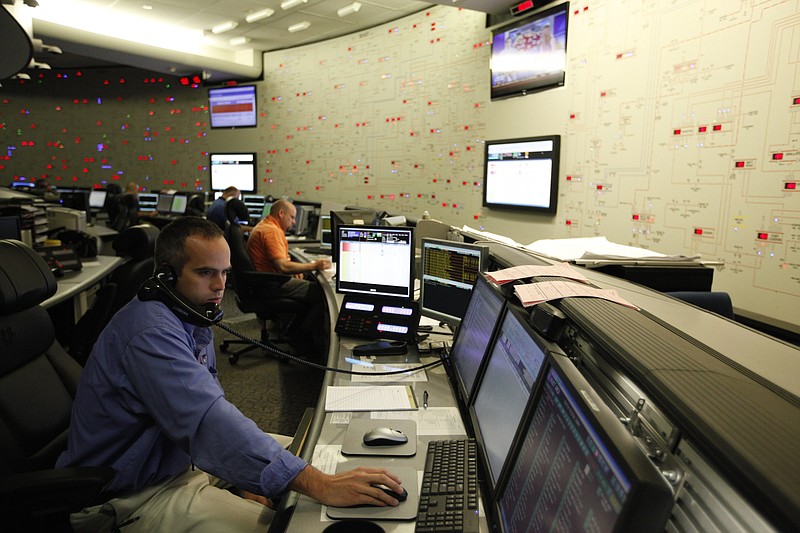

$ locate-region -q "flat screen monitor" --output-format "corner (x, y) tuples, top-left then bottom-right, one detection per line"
(290, 204), (311, 236)
(483, 135), (560, 214)
(170, 194), (188, 215)
(330, 208), (381, 264)
(209, 153), (257, 193)
(470, 305), (549, 499)
(208, 85), (257, 129)
(156, 194), (173, 213)
(88, 189), (107, 209)
(0, 215), (22, 240)
(490, 2), (570, 100)
(335, 225), (415, 300)
(10, 181), (35, 190)
(420, 238), (490, 327)
(138, 192), (158, 212)
(493, 355), (674, 533)
(243, 194), (265, 222)
(316, 214), (332, 250)
(260, 201), (274, 219)
(448, 274), (507, 408)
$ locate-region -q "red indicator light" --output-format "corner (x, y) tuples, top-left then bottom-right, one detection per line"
(786, 182), (797, 190)
(596, 184), (603, 190)
(757, 232), (769, 240)
(793, 96), (800, 105)
(694, 228), (703, 235)
(773, 153), (784, 160)
(713, 124), (722, 131)
(698, 126), (707, 133)
(673, 129), (681, 135)
(735, 161), (745, 168)
(632, 214), (640, 220)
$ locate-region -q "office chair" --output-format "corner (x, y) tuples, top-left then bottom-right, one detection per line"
(666, 291), (735, 320)
(221, 223), (303, 365)
(66, 224), (159, 365)
(0, 239), (114, 531)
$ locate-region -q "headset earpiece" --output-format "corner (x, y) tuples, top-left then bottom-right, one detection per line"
(138, 264), (223, 327)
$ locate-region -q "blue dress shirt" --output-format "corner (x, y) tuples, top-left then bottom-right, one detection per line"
(56, 297), (307, 497)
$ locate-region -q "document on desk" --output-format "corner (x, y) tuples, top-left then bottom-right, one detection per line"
(486, 262), (589, 285)
(325, 385), (419, 412)
(349, 361), (428, 383)
(514, 280), (639, 310)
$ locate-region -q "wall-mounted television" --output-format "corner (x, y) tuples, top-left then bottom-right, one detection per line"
(483, 135), (561, 214)
(208, 85), (257, 129)
(490, 2), (570, 100)
(209, 153), (257, 193)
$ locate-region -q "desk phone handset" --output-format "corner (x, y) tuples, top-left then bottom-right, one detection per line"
(335, 294), (420, 343)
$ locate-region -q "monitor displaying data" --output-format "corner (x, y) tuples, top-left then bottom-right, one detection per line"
(88, 189), (107, 209)
(471, 305), (549, 496)
(316, 214), (332, 249)
(420, 238), (490, 327)
(138, 193), (158, 212)
(330, 208), (380, 264)
(494, 356), (674, 533)
(448, 274), (506, 407)
(335, 225), (415, 299)
(170, 194), (187, 215)
(156, 194), (173, 213)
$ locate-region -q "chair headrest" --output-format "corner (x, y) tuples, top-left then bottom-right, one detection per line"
(0, 239), (58, 314)
(113, 223), (160, 260)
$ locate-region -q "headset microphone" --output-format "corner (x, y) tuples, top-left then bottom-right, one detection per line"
(138, 265), (224, 328)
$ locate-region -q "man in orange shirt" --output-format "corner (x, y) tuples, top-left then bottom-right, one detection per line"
(247, 199), (331, 354)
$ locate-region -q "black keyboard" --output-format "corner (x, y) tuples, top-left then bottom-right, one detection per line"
(415, 439), (480, 533)
(302, 246), (331, 255)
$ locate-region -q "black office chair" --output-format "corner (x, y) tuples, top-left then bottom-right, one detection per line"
(221, 222), (303, 365)
(0, 239), (114, 531)
(665, 291), (735, 319)
(66, 224), (159, 366)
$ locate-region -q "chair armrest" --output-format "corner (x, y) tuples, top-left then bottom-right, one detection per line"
(0, 466), (115, 516)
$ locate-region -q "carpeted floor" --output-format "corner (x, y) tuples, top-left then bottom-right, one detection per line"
(212, 289), (325, 438)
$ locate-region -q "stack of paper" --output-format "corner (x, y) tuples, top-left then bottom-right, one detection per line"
(324, 385), (418, 412)
(514, 280), (639, 310)
(486, 262), (589, 285)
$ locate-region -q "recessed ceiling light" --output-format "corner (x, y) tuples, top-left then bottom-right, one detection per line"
(229, 36), (251, 46)
(142, 5), (153, 10)
(245, 8), (275, 23)
(288, 21), (311, 33)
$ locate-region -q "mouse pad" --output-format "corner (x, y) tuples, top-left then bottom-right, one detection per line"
(326, 464), (418, 521)
(341, 418), (417, 457)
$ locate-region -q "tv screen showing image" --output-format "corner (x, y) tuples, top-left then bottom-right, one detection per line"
(490, 2), (570, 100)
(208, 85), (257, 129)
(483, 135), (561, 214)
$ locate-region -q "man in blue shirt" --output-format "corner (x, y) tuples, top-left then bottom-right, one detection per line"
(206, 186), (241, 229)
(57, 217), (403, 532)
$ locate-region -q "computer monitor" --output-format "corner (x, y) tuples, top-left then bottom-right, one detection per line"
(138, 193), (158, 212)
(447, 274), (507, 408)
(156, 194), (173, 213)
(10, 181), (35, 190)
(209, 152), (257, 193)
(316, 214), (332, 250)
(88, 189), (107, 209)
(493, 355), (674, 533)
(290, 204), (310, 236)
(420, 238), (490, 327)
(470, 305), (549, 499)
(330, 208), (381, 264)
(0, 215), (22, 240)
(335, 225), (415, 300)
(243, 194), (265, 223)
(170, 194), (188, 215)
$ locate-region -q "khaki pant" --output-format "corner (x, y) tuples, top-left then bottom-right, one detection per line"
(71, 434), (293, 533)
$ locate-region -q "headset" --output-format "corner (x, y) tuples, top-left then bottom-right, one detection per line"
(139, 265), (442, 376)
(138, 264), (225, 327)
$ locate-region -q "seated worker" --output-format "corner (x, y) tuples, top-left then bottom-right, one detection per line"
(56, 217), (404, 532)
(207, 186), (242, 230)
(111, 181), (141, 231)
(224, 196), (255, 233)
(247, 199), (331, 349)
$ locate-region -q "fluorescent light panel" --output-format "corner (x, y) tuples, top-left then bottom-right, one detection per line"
(337, 2), (361, 17)
(245, 8), (274, 23)
(281, 0), (307, 10)
(211, 20), (238, 34)
(287, 21), (310, 33)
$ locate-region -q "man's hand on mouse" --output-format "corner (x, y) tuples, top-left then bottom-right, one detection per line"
(290, 465), (404, 507)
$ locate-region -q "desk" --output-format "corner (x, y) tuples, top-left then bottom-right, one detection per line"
(42, 255), (124, 345)
(275, 250), (485, 533)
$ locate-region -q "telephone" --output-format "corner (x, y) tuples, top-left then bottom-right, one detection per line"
(138, 265), (224, 327)
(334, 293), (420, 342)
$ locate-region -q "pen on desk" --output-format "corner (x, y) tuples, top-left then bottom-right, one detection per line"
(423, 390), (429, 409)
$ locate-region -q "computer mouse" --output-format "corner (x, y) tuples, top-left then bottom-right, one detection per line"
(362, 427), (408, 446)
(372, 483), (408, 502)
